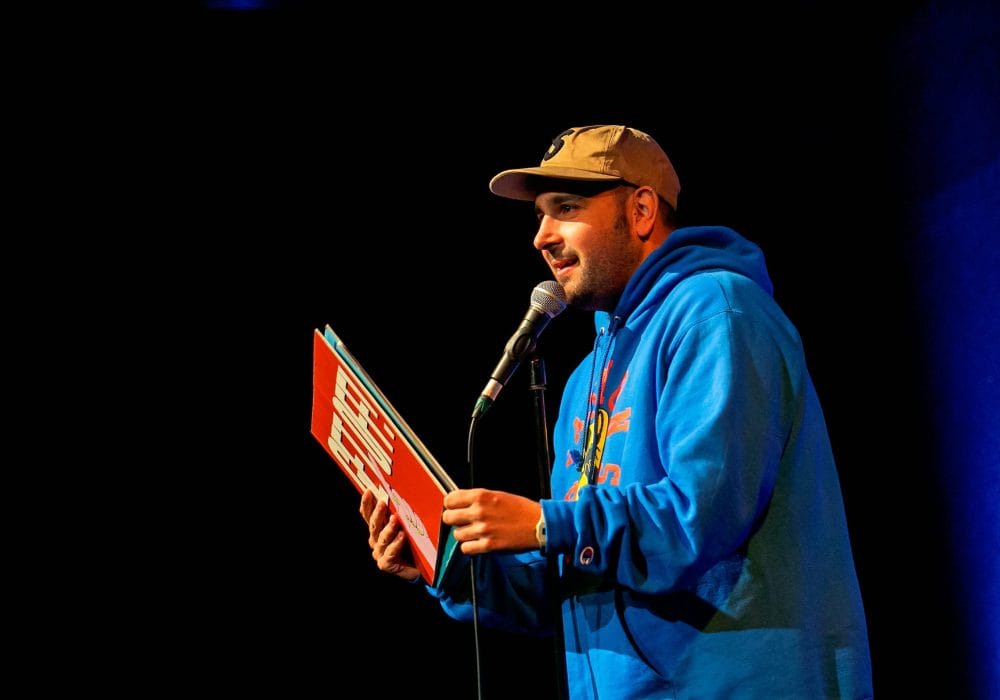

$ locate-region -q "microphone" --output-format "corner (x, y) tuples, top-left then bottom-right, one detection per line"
(473, 280), (567, 418)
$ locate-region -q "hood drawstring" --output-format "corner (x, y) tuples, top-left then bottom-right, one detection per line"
(574, 315), (623, 487)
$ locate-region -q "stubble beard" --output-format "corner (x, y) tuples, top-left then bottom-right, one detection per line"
(566, 208), (640, 312)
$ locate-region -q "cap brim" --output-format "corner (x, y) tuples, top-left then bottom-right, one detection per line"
(489, 166), (622, 201)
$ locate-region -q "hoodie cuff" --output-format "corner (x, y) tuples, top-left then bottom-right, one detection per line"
(540, 499), (576, 555)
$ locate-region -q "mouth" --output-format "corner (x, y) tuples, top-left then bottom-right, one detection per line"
(550, 256), (578, 279)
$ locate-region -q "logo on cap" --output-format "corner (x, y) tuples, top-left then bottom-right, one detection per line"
(543, 129), (575, 162)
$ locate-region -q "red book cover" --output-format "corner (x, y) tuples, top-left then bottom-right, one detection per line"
(310, 326), (458, 585)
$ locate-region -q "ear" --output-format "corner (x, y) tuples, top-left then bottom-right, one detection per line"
(631, 186), (659, 241)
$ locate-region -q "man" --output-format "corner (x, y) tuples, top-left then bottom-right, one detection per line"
(361, 125), (873, 698)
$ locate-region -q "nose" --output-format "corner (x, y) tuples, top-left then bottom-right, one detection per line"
(534, 215), (561, 251)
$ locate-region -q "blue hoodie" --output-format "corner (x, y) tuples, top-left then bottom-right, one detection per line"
(432, 226), (873, 699)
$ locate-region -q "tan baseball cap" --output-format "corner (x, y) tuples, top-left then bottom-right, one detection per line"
(489, 125), (680, 209)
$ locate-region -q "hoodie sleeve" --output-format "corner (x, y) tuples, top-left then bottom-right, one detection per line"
(427, 550), (556, 636)
(543, 276), (801, 594)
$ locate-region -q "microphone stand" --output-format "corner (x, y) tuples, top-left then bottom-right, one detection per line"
(528, 356), (569, 700)
(465, 353), (567, 700)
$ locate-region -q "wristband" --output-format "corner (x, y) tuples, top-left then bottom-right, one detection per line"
(535, 511), (547, 554)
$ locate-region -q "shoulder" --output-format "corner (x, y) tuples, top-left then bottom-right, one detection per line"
(660, 269), (769, 319)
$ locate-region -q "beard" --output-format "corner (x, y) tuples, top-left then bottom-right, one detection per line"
(566, 207), (643, 312)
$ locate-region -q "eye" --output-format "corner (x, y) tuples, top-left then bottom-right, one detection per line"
(559, 204), (578, 214)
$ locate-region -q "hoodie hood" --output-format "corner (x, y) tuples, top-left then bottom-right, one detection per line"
(596, 225), (774, 329)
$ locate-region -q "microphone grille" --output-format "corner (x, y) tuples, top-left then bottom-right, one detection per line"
(531, 280), (568, 318)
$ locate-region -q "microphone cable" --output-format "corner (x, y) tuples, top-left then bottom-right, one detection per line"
(466, 412), (484, 700)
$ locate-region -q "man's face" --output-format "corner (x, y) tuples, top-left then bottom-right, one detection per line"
(533, 186), (642, 312)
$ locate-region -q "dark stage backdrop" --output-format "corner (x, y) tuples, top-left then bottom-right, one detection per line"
(167, 3), (998, 699)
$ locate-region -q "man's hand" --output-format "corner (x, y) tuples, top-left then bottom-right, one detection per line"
(359, 490), (421, 582)
(442, 488), (542, 555)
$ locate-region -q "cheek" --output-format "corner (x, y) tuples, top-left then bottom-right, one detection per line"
(579, 225), (616, 258)
(562, 222), (599, 252)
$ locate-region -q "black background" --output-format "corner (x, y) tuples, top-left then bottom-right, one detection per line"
(139, 4), (986, 697)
